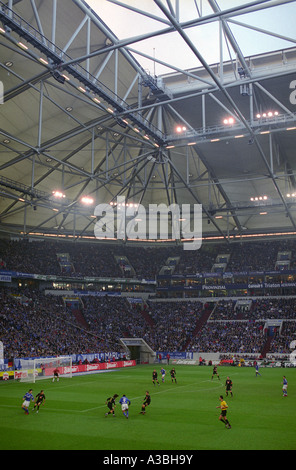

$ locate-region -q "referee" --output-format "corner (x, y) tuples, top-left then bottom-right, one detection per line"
(216, 395), (231, 429)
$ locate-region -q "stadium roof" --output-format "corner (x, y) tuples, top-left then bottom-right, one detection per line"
(1, 0), (296, 245)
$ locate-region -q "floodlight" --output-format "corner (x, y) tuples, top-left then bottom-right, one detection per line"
(223, 117), (235, 125)
(81, 196), (94, 205)
(176, 125), (187, 133)
(52, 190), (65, 198)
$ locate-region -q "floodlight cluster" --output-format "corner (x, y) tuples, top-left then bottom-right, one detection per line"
(52, 191), (66, 198)
(110, 201), (139, 208)
(250, 196), (268, 201)
(256, 111), (279, 119)
(81, 196), (94, 205)
(52, 191), (94, 206)
(223, 117), (235, 125)
(176, 125), (187, 133)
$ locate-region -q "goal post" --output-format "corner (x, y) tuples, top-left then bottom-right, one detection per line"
(18, 356), (72, 383)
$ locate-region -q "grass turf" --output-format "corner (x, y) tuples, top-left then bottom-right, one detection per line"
(0, 364), (295, 451)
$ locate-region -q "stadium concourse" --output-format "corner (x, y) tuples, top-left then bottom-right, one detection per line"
(1, 237), (296, 378)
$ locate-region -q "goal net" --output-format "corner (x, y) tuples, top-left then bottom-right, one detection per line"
(18, 356), (72, 383)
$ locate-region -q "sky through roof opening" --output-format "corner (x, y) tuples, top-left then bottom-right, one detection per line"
(86, 0), (296, 76)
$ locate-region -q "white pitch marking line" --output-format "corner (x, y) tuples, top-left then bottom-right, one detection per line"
(79, 377), (225, 413)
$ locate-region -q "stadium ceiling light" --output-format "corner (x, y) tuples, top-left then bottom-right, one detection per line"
(81, 196), (94, 205)
(110, 201), (139, 208)
(52, 190), (65, 198)
(256, 111), (279, 119)
(18, 42), (28, 50)
(250, 195), (268, 201)
(223, 117), (235, 125)
(176, 125), (187, 133)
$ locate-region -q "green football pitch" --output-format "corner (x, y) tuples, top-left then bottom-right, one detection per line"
(0, 364), (295, 451)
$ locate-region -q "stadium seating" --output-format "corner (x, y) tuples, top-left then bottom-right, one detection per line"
(1, 238), (296, 362)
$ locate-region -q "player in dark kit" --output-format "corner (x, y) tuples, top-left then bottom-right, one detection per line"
(105, 394), (119, 416)
(152, 369), (160, 386)
(33, 390), (46, 413)
(211, 365), (220, 380)
(170, 367), (177, 383)
(225, 377), (233, 397)
(140, 391), (151, 414)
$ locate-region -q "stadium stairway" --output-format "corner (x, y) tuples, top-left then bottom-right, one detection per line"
(235, 310), (245, 320)
(260, 336), (273, 358)
(182, 307), (213, 351)
(72, 308), (89, 329)
(140, 304), (155, 328)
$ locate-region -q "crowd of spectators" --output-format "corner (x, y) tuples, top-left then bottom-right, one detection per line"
(0, 288), (106, 359)
(79, 297), (204, 353)
(247, 298), (296, 320)
(187, 297), (296, 355)
(81, 295), (148, 349)
(0, 239), (60, 275)
(1, 286), (296, 360)
(189, 321), (266, 354)
(267, 322), (296, 355)
(1, 237), (296, 362)
(226, 241), (280, 272)
(210, 299), (240, 320)
(210, 298), (296, 321)
(2, 238), (296, 280)
(143, 301), (204, 352)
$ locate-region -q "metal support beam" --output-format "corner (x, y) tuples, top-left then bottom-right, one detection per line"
(154, 0), (296, 231)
